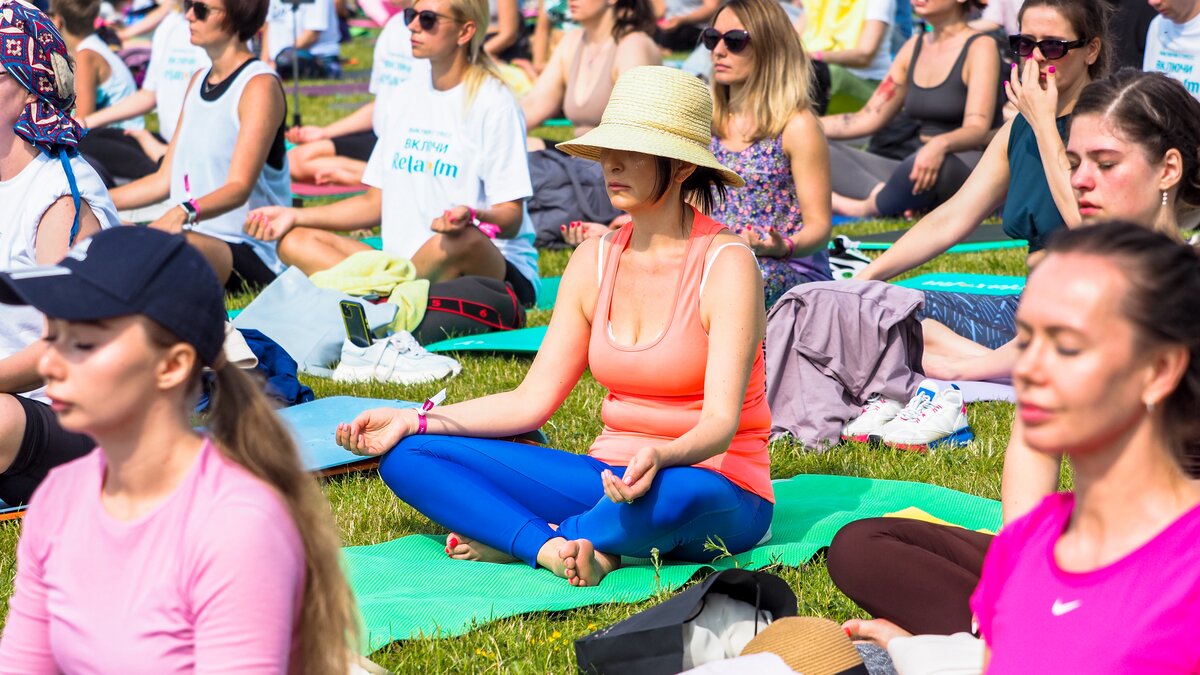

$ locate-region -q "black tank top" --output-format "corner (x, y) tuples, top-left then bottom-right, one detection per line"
(903, 33), (1001, 139)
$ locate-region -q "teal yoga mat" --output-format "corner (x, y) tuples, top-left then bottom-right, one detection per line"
(346, 474), (1000, 649)
(535, 276), (561, 310)
(838, 223), (1027, 253)
(424, 326), (547, 354)
(896, 273), (1026, 296)
(277, 396), (419, 474)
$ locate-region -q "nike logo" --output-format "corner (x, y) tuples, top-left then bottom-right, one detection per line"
(1051, 599), (1082, 616)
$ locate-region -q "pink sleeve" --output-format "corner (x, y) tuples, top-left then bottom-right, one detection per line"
(189, 500), (306, 674)
(0, 493), (59, 674)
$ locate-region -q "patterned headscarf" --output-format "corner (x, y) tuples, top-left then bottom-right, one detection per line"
(0, 0), (83, 155)
(1, 0), (86, 243)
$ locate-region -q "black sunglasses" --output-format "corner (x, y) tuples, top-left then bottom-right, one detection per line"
(700, 27), (751, 54)
(403, 7), (459, 30)
(183, 0), (222, 21)
(1008, 34), (1088, 60)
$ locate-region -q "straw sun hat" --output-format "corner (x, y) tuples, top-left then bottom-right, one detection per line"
(557, 66), (745, 188)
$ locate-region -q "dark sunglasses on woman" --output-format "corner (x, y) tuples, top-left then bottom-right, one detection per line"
(1008, 34), (1088, 60)
(700, 27), (751, 54)
(183, 0), (221, 21)
(404, 7), (458, 30)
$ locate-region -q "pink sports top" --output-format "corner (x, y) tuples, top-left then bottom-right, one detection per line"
(587, 210), (774, 502)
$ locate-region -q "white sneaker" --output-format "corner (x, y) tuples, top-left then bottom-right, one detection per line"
(829, 235), (873, 280)
(841, 393), (904, 442)
(879, 379), (974, 452)
(333, 331), (462, 385)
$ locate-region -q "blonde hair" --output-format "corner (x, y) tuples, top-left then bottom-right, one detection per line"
(146, 317), (358, 674)
(710, 0), (813, 142)
(448, 0), (505, 108)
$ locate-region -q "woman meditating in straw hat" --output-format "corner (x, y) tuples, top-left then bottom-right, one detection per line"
(336, 65), (773, 587)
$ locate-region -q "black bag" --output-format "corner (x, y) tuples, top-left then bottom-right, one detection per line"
(527, 148), (623, 249)
(574, 569), (798, 675)
(411, 276), (525, 344)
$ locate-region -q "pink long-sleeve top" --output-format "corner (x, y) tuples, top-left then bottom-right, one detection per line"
(0, 439), (306, 674)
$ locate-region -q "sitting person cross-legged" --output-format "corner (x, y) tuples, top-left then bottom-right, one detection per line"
(707, 0), (833, 308)
(0, 0), (118, 507)
(334, 66), (773, 587)
(246, 0), (541, 307)
(110, 0), (291, 293)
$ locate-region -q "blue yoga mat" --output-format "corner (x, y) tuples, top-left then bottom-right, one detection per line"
(277, 396), (419, 473)
(896, 273), (1025, 296)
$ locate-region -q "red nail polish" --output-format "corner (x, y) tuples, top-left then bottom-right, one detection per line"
(1048, 65), (1055, 74)
(844, 627), (852, 638)
(448, 537), (459, 548)
(560, 225), (566, 230)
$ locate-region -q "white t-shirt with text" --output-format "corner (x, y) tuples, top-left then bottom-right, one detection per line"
(369, 14), (427, 133)
(1144, 12), (1200, 100)
(363, 75), (540, 293)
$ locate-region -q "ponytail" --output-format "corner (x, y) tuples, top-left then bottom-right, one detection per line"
(208, 365), (359, 673)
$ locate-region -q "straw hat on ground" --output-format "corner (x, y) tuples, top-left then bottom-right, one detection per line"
(557, 66), (744, 188)
(740, 617), (869, 675)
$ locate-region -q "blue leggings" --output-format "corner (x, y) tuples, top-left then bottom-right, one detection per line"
(918, 291), (1021, 349)
(378, 435), (774, 568)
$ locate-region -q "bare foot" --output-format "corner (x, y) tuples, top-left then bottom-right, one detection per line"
(558, 539), (620, 587)
(445, 532), (518, 563)
(842, 618), (912, 649)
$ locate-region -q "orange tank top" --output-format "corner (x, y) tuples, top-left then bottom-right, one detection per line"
(587, 210), (774, 503)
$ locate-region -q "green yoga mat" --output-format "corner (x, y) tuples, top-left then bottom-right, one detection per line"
(895, 273), (1026, 296)
(841, 223), (1027, 253)
(424, 326), (547, 354)
(536, 276), (561, 310)
(345, 474), (1000, 649)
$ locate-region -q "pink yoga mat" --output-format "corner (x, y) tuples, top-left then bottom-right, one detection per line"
(291, 182), (367, 198)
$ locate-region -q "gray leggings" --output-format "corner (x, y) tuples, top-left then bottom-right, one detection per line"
(829, 141), (982, 216)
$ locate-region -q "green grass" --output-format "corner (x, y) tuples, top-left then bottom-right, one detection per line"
(0, 31), (1039, 673)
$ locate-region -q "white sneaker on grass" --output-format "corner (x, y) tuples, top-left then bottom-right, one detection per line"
(841, 394), (904, 442)
(879, 379), (974, 452)
(332, 331), (462, 385)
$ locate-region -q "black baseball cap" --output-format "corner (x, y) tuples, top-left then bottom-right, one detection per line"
(0, 227), (227, 366)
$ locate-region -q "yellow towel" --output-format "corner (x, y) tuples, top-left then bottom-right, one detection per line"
(802, 0), (869, 53)
(883, 507), (997, 535)
(309, 251), (430, 332)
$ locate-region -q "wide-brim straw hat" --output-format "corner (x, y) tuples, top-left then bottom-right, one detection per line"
(557, 66), (744, 188)
(740, 617), (869, 675)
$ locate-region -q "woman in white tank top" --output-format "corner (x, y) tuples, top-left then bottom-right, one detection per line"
(109, 0), (290, 292)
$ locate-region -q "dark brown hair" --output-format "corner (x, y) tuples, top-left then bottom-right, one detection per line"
(650, 158), (728, 215)
(50, 0), (101, 36)
(1017, 0), (1112, 79)
(1073, 69), (1200, 207)
(220, 0), (269, 42)
(612, 0), (656, 41)
(1045, 223), (1200, 476)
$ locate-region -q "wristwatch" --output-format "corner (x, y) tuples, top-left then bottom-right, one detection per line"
(179, 200), (199, 227)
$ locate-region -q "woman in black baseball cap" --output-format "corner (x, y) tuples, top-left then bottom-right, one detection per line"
(0, 227), (357, 673)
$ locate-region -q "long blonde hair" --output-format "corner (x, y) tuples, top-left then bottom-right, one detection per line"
(205, 366), (359, 673)
(710, 0), (813, 142)
(448, 0), (505, 108)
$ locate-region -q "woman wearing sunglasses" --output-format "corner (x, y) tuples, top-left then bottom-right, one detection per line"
(830, 71), (1200, 650)
(703, 0), (831, 308)
(520, 0), (659, 148)
(334, 66), (772, 588)
(245, 0), (541, 308)
(855, 0), (1109, 357)
(109, 0), (291, 293)
(820, 0), (999, 219)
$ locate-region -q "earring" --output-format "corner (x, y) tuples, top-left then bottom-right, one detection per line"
(1146, 400), (1156, 413)
(1163, 191), (1170, 207)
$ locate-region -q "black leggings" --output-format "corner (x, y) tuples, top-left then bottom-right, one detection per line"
(828, 142), (982, 216)
(826, 517), (993, 635)
(1, 394), (95, 505)
(78, 127), (163, 188)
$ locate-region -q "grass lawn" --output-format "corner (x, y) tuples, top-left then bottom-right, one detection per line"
(0, 31), (1058, 672)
